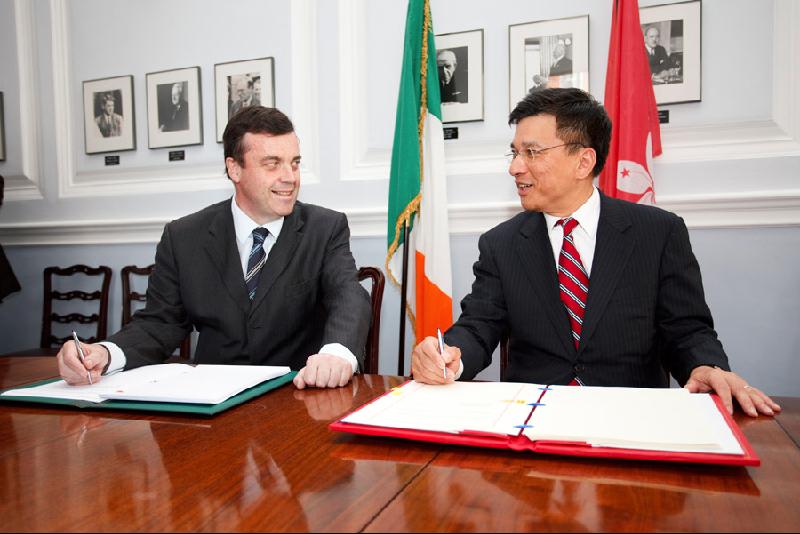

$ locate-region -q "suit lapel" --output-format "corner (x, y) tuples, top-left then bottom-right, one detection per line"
(205, 203), (250, 314)
(249, 204), (305, 317)
(578, 194), (634, 352)
(515, 212), (575, 356)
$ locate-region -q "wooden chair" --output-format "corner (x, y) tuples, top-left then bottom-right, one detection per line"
(121, 264), (191, 360)
(357, 266), (385, 374)
(41, 264), (111, 348)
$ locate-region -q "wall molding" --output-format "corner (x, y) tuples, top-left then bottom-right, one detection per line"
(2, 0), (799, 244)
(4, 0), (43, 201)
(2, 190), (798, 246)
(290, 0), (321, 184)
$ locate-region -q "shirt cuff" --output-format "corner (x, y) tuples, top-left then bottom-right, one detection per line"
(97, 341), (126, 375)
(319, 343), (358, 375)
(454, 359), (464, 380)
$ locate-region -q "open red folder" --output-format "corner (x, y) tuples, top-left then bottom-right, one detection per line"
(330, 381), (760, 467)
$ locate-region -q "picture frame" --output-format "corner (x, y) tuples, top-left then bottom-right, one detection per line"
(640, 0), (701, 105)
(82, 75), (136, 155)
(214, 57), (276, 142)
(145, 66), (203, 149)
(508, 15), (590, 112)
(434, 29), (484, 123)
(0, 92), (5, 161)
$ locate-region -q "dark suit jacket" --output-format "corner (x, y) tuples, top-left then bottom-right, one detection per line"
(161, 101), (188, 132)
(95, 112), (123, 137)
(439, 75), (467, 104)
(648, 45), (671, 75)
(109, 200), (371, 371)
(549, 56), (573, 76)
(446, 192), (729, 387)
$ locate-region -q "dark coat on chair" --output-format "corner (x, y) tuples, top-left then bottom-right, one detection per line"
(445, 192), (729, 387)
(109, 200), (371, 371)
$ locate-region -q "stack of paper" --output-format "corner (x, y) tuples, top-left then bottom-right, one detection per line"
(339, 381), (744, 455)
(521, 385), (743, 454)
(1, 364), (290, 405)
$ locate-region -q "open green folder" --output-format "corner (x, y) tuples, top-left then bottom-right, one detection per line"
(0, 371), (297, 416)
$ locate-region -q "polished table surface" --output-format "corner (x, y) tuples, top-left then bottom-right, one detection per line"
(1, 356), (799, 532)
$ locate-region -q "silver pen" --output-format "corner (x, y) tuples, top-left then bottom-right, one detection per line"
(71, 331), (93, 385)
(437, 328), (447, 382)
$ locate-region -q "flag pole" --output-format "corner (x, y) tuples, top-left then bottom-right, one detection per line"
(397, 219), (410, 376)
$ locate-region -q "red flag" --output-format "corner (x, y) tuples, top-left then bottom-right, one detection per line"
(600, 0), (662, 204)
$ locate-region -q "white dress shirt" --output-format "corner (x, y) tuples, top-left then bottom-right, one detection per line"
(453, 187), (601, 379)
(542, 186), (600, 277)
(102, 196), (358, 374)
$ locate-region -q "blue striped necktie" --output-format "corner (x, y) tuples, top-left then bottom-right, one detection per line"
(245, 227), (270, 300)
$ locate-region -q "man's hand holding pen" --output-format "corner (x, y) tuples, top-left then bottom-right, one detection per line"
(57, 338), (110, 386)
(411, 334), (461, 385)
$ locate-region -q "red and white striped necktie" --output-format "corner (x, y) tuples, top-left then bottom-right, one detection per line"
(556, 217), (589, 350)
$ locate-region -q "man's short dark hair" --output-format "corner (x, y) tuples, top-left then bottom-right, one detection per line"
(508, 88), (611, 177)
(223, 106), (295, 176)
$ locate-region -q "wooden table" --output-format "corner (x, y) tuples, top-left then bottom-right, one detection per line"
(1, 357), (799, 532)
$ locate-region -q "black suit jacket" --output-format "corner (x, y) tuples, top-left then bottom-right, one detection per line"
(648, 45), (671, 75)
(162, 101), (188, 132)
(446, 193), (729, 387)
(549, 57), (573, 76)
(109, 200), (371, 371)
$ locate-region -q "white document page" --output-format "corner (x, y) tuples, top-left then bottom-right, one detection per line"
(341, 380), (544, 435)
(1, 364), (290, 405)
(691, 393), (744, 455)
(522, 386), (740, 453)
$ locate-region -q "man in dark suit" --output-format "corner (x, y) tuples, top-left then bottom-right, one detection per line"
(548, 41), (573, 77)
(58, 106), (371, 389)
(95, 93), (123, 137)
(411, 88), (780, 417)
(230, 77), (261, 118)
(644, 26), (671, 81)
(437, 49), (467, 104)
(160, 82), (189, 132)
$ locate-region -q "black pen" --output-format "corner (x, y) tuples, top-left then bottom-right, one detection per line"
(71, 331), (93, 385)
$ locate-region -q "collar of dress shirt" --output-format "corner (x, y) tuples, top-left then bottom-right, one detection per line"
(543, 186), (601, 238)
(230, 195), (284, 247)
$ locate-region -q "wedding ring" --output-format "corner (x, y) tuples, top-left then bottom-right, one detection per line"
(743, 385), (752, 390)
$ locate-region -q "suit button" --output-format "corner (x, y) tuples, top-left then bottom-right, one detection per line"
(573, 364), (584, 373)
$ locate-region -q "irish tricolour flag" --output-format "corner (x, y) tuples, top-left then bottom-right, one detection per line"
(386, 0), (453, 347)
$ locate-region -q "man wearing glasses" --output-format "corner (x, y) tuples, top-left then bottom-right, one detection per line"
(411, 88), (780, 418)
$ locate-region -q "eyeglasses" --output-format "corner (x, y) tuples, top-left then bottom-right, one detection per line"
(505, 143), (584, 164)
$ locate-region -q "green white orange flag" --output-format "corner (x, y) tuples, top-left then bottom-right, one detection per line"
(386, 0), (453, 345)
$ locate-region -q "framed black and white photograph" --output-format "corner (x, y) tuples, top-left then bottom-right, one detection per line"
(434, 29), (484, 123)
(146, 66), (202, 149)
(640, 0), (701, 105)
(0, 92), (5, 161)
(82, 75), (135, 155)
(509, 15), (589, 112)
(214, 57), (275, 142)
